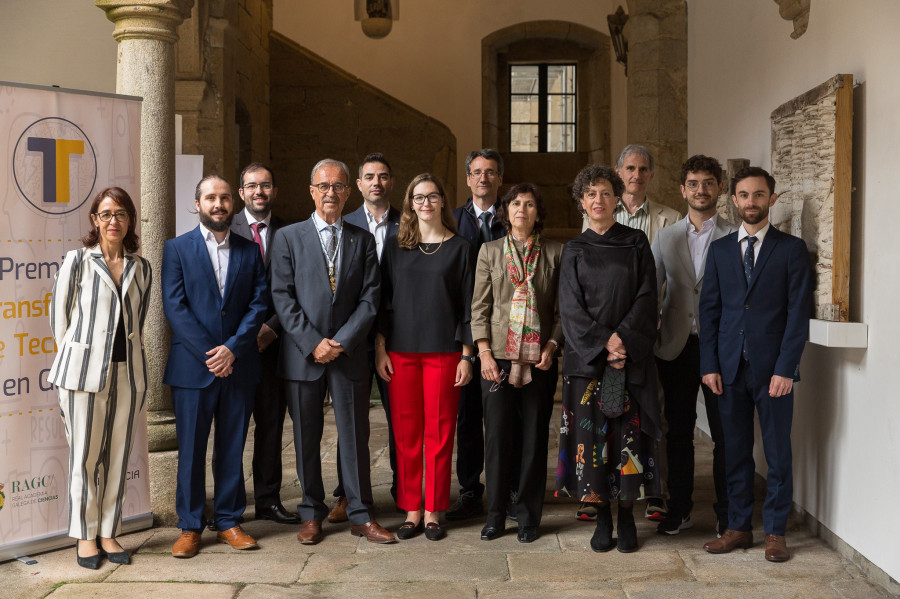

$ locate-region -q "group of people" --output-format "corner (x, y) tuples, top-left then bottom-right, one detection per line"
(48, 143), (812, 569)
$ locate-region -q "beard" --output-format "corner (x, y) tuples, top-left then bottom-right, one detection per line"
(245, 197), (271, 219)
(199, 209), (232, 232)
(737, 204), (768, 225)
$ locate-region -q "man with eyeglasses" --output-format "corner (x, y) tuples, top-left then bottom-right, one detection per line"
(324, 153), (402, 523)
(447, 148), (511, 522)
(270, 158), (395, 545)
(229, 163), (298, 527)
(651, 155), (735, 537)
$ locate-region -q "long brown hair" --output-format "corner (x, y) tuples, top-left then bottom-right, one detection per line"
(80, 187), (140, 253)
(396, 173), (458, 249)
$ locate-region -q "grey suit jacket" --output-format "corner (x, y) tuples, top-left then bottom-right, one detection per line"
(470, 237), (564, 355)
(651, 214), (736, 360)
(270, 217), (380, 382)
(231, 210), (288, 334)
(49, 247), (152, 393)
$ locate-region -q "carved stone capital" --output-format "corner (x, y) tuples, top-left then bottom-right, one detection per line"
(96, 0), (194, 43)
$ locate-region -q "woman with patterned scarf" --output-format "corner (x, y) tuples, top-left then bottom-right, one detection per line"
(555, 164), (662, 553)
(470, 182), (563, 544)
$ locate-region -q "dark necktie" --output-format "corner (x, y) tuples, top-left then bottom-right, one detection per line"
(478, 212), (491, 246)
(250, 222), (266, 261)
(743, 235), (757, 283)
(326, 225), (338, 294)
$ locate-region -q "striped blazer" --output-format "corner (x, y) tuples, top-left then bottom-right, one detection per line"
(48, 247), (152, 393)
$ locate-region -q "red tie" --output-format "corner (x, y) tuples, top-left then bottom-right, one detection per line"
(250, 222), (266, 260)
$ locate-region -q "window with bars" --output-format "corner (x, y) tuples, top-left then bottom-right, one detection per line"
(509, 63), (576, 153)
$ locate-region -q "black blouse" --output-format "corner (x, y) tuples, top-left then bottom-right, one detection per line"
(378, 235), (476, 353)
(111, 284), (127, 363)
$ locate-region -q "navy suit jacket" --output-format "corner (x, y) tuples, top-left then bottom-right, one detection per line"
(162, 226), (268, 390)
(269, 218), (380, 382)
(453, 197), (506, 250)
(342, 204), (401, 248)
(699, 226), (813, 388)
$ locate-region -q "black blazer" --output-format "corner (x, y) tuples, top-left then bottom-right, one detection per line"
(230, 210), (289, 335)
(453, 197), (506, 251)
(270, 218), (380, 382)
(343, 204), (401, 253)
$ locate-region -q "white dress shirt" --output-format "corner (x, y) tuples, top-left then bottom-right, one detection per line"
(472, 201), (496, 228)
(737, 222), (771, 265)
(243, 207), (272, 256)
(363, 205), (390, 260)
(686, 213), (717, 278)
(199, 223), (230, 297)
(310, 211), (343, 276)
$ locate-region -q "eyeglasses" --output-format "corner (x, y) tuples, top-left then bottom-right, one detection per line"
(313, 182), (350, 194)
(411, 193), (443, 205)
(94, 211), (130, 223)
(684, 180), (719, 191)
(489, 369), (509, 393)
(243, 182), (273, 192)
(468, 169), (498, 179)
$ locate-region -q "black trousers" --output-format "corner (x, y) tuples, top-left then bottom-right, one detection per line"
(334, 349), (397, 500)
(656, 335), (728, 521)
(252, 343), (288, 508)
(482, 359), (557, 528)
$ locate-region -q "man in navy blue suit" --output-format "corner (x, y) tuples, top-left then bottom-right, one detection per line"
(699, 166), (813, 563)
(163, 174), (268, 558)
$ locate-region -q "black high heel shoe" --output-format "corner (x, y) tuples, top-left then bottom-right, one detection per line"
(76, 540), (101, 570)
(97, 538), (131, 565)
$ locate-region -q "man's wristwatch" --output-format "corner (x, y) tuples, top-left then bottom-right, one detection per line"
(460, 354), (477, 364)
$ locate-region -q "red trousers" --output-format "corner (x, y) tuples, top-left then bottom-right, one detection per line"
(388, 352), (461, 512)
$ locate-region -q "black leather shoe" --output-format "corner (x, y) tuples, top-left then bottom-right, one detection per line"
(76, 541), (101, 570)
(397, 520), (424, 540)
(424, 522), (445, 541)
(206, 518), (218, 532)
(480, 525), (503, 541)
(257, 503), (300, 525)
(506, 490), (519, 521)
(445, 491), (483, 521)
(617, 505), (638, 553)
(97, 540), (130, 565)
(590, 504), (614, 553)
(517, 526), (537, 543)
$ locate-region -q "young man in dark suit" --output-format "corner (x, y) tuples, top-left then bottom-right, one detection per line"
(327, 153), (401, 522)
(163, 175), (268, 558)
(270, 158), (395, 545)
(699, 166), (813, 562)
(231, 163), (296, 525)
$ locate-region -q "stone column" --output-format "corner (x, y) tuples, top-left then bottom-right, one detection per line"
(624, 0), (687, 211)
(96, 0), (194, 525)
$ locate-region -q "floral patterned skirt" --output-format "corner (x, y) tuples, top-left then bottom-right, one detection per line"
(555, 375), (661, 503)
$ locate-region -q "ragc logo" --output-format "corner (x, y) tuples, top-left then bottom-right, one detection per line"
(13, 117), (97, 215)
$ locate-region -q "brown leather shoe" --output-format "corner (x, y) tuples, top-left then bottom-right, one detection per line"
(216, 525), (259, 550)
(764, 533), (790, 562)
(172, 531), (202, 558)
(297, 520), (323, 545)
(327, 496), (349, 523)
(350, 520), (397, 544)
(703, 529), (754, 553)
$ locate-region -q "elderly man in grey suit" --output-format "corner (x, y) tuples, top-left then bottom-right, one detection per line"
(651, 155), (735, 536)
(270, 158), (395, 545)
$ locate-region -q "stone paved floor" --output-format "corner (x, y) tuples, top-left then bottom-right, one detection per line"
(0, 397), (893, 598)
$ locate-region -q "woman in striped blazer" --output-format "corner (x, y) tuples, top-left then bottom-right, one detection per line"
(49, 187), (152, 569)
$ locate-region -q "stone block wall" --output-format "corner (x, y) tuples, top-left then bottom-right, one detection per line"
(269, 32), (456, 223)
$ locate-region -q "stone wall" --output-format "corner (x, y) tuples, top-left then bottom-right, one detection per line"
(269, 32), (456, 223)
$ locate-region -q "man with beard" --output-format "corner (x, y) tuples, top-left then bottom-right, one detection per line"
(326, 153), (401, 522)
(163, 174), (268, 558)
(651, 155), (735, 537)
(270, 159), (394, 545)
(230, 163), (297, 525)
(699, 166), (812, 562)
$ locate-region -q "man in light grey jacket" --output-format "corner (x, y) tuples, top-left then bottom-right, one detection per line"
(651, 155), (735, 536)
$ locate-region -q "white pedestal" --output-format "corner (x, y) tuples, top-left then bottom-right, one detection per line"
(808, 319), (868, 348)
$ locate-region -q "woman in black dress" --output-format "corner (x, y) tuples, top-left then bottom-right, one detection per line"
(375, 173), (476, 541)
(555, 165), (662, 553)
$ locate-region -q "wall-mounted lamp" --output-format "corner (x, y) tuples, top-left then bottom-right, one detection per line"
(607, 6), (629, 76)
(360, 0), (395, 39)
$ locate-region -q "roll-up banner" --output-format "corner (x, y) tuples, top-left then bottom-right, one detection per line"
(0, 82), (150, 561)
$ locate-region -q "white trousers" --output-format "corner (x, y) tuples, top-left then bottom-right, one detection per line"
(58, 362), (143, 540)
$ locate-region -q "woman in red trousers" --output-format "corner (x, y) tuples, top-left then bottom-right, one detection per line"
(375, 173), (476, 541)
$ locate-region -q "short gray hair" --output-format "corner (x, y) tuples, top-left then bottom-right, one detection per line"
(310, 159), (350, 183)
(464, 148), (504, 176)
(616, 144), (655, 172)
